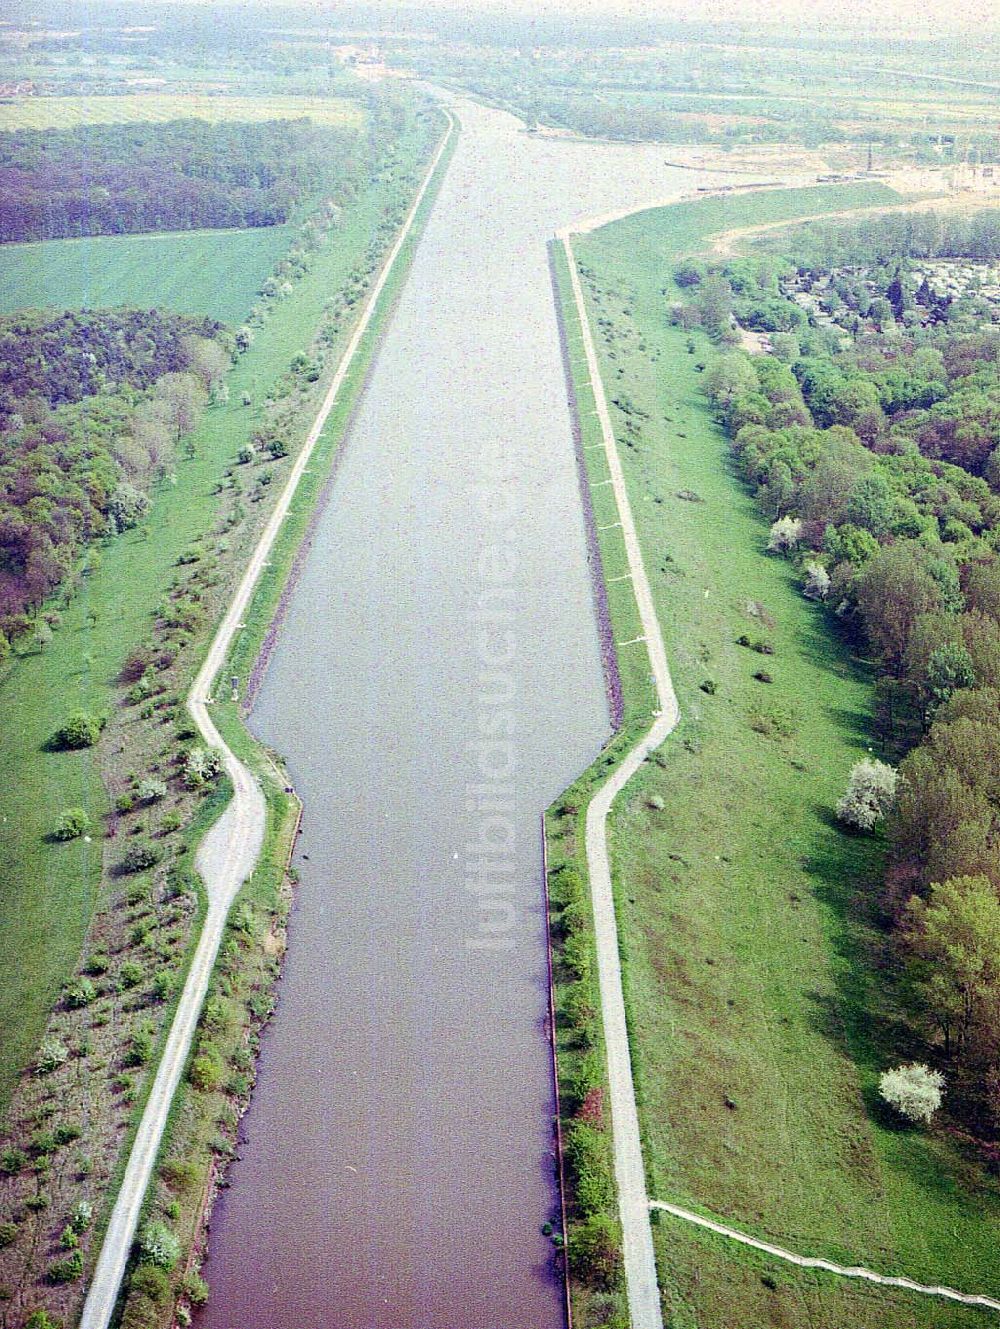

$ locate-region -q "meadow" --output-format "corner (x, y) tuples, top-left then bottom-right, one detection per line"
(550, 183), (1000, 1326)
(0, 111), (440, 1113)
(0, 227), (291, 321)
(0, 93), (362, 132)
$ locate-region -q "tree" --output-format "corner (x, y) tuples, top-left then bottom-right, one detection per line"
(845, 469), (895, 538)
(768, 514), (803, 554)
(856, 544), (945, 673)
(906, 875), (1000, 1055)
(704, 353), (758, 411)
(926, 642), (975, 715)
(803, 561), (831, 600)
(879, 1063), (944, 1124)
(836, 758), (897, 831)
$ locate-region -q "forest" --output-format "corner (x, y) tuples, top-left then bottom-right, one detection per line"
(0, 117), (358, 242)
(0, 309), (227, 642)
(690, 212), (1000, 1151)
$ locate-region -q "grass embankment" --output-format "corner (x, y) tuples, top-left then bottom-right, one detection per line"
(0, 102), (451, 1327)
(0, 94), (363, 132)
(111, 111), (458, 1329)
(0, 227), (292, 321)
(546, 183), (1000, 1329)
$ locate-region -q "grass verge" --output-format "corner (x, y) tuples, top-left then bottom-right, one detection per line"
(545, 183), (1000, 1329)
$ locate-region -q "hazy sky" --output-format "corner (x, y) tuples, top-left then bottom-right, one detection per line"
(398, 0), (997, 34)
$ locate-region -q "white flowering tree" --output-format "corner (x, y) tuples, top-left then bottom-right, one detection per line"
(879, 1063), (944, 1125)
(836, 759), (898, 831)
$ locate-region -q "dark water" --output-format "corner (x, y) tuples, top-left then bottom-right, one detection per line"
(198, 99), (703, 1329)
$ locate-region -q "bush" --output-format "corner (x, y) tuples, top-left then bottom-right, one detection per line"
(138, 777), (167, 804)
(0, 1147), (27, 1175)
(0, 1220), (17, 1248)
(36, 1037), (69, 1074)
(25, 1313), (61, 1329)
(120, 1293), (158, 1329)
(118, 960), (144, 990)
(130, 1264), (171, 1304)
(183, 746), (223, 788)
(565, 1121), (616, 1216)
(53, 807), (90, 841)
(119, 840), (161, 874)
(69, 1200), (93, 1233)
(125, 1023), (154, 1067)
(64, 977), (96, 1009)
(137, 1220), (181, 1270)
(180, 1272), (210, 1306)
(189, 1048), (225, 1092)
(48, 1250), (83, 1283)
(879, 1062), (944, 1125)
(570, 1213), (623, 1290)
(836, 759), (897, 831)
(53, 711), (104, 749)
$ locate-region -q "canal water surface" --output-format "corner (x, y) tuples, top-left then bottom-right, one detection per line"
(198, 98), (713, 1329)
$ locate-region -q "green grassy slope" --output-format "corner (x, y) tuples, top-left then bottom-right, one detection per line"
(0, 116), (440, 1110)
(554, 183), (1000, 1327)
(0, 227), (292, 321)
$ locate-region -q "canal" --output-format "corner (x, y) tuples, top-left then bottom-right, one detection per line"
(199, 98), (709, 1329)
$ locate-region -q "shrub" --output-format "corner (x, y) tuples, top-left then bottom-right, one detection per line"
(119, 840), (161, 874)
(180, 1272), (210, 1306)
(151, 970), (174, 1002)
(115, 793), (135, 814)
(25, 1313), (61, 1329)
(0, 1221), (17, 1248)
(879, 1062), (944, 1124)
(69, 1200), (93, 1233)
(189, 1048), (225, 1092)
(161, 1157), (199, 1191)
(130, 1265), (171, 1304)
(59, 1225), (78, 1250)
(48, 1250), (83, 1283)
(137, 1220), (181, 1270)
(138, 777), (167, 804)
(36, 1037), (69, 1074)
(836, 759), (897, 831)
(53, 807), (90, 841)
(237, 444), (254, 464)
(118, 960), (144, 990)
(0, 1147), (27, 1175)
(125, 1023), (154, 1068)
(565, 1122), (615, 1217)
(53, 711), (104, 749)
(64, 977), (96, 1009)
(183, 746), (223, 788)
(120, 1293), (158, 1329)
(570, 1213), (623, 1290)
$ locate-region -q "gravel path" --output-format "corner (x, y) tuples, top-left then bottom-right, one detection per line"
(558, 225), (679, 1329)
(650, 1201), (1000, 1315)
(77, 113), (455, 1329)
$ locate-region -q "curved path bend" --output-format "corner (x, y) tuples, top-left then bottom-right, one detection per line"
(77, 113), (455, 1329)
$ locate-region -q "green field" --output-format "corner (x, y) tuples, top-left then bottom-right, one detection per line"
(0, 114), (441, 1112)
(557, 183), (1000, 1326)
(0, 226), (293, 321)
(0, 93), (362, 132)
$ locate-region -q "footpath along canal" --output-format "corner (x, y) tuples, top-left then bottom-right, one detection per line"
(198, 98), (719, 1329)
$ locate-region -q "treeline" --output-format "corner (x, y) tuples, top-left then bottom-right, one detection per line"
(756, 209), (1000, 268)
(0, 310), (229, 643)
(0, 117), (358, 243)
(693, 245), (1000, 1146)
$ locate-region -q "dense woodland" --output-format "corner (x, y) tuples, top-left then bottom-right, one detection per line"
(690, 213), (1000, 1150)
(0, 118), (357, 242)
(0, 310), (227, 643)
